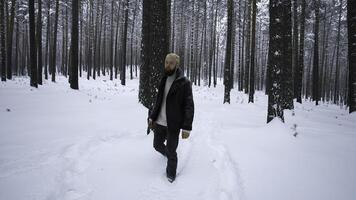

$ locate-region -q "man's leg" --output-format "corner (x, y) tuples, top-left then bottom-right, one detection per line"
(165, 130), (179, 180)
(153, 124), (167, 156)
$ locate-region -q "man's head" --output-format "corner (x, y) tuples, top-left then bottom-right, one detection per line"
(165, 53), (180, 76)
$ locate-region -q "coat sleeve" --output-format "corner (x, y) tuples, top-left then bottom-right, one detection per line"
(150, 78), (165, 121)
(182, 80), (194, 131)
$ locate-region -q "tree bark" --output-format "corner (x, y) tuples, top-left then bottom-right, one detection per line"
(348, 0), (356, 113)
(29, 0), (38, 87)
(70, 0), (79, 89)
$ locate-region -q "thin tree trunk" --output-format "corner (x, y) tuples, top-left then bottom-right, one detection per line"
(29, 0), (37, 87)
(0, 0), (5, 81)
(51, 0), (60, 82)
(70, 0), (79, 89)
(37, 0), (43, 85)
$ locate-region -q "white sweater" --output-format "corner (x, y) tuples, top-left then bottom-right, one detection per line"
(156, 72), (176, 127)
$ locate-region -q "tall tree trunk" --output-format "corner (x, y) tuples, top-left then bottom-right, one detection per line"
(51, 0), (60, 82)
(139, 0), (169, 109)
(249, 0), (257, 103)
(6, 0), (15, 80)
(37, 0), (43, 85)
(130, 0), (138, 80)
(348, 0), (356, 113)
(282, 0), (293, 109)
(244, 0), (251, 94)
(110, 0), (114, 81)
(114, 0), (121, 80)
(223, 0), (233, 104)
(29, 0), (38, 87)
(44, 0), (50, 80)
(120, 0), (129, 85)
(0, 0), (5, 81)
(312, 0), (320, 105)
(267, 0), (290, 123)
(70, 0), (79, 89)
(296, 0), (306, 103)
(292, 0), (299, 99)
(334, 0), (343, 104)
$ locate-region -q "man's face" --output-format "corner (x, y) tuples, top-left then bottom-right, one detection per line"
(164, 56), (177, 76)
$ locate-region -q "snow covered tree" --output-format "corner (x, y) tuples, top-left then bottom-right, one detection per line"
(267, 0), (291, 123)
(70, 0), (79, 89)
(348, 0), (356, 113)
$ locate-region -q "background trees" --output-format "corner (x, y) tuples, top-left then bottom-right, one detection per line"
(0, 0), (352, 117)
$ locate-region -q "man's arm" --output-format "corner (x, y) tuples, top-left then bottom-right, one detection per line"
(182, 80), (194, 131)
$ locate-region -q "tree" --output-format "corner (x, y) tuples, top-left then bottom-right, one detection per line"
(296, 0), (306, 103)
(249, 0), (257, 103)
(312, 0), (320, 105)
(334, 0), (343, 104)
(70, 0), (79, 89)
(281, 0), (293, 109)
(29, 0), (38, 87)
(223, 0), (233, 104)
(50, 0), (60, 82)
(6, 0), (16, 80)
(121, 0), (129, 85)
(37, 0), (43, 85)
(348, 0), (356, 113)
(139, 0), (169, 109)
(267, 0), (291, 123)
(0, 0), (5, 82)
(292, 0), (299, 100)
(44, 0), (51, 80)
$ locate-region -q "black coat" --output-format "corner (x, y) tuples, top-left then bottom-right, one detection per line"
(150, 67), (194, 133)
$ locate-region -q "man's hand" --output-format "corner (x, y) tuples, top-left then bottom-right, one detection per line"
(148, 118), (154, 129)
(181, 130), (190, 139)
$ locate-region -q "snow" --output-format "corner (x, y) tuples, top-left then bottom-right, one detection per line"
(1, 76), (356, 200)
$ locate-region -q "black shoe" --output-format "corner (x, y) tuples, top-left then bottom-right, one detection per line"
(167, 174), (176, 183)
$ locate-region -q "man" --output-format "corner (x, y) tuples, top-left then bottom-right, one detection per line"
(148, 53), (194, 183)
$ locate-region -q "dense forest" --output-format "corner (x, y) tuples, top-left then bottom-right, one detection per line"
(0, 0), (355, 120)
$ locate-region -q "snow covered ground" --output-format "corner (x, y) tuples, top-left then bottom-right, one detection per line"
(1, 76), (355, 200)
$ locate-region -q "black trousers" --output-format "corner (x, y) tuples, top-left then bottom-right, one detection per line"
(153, 124), (179, 177)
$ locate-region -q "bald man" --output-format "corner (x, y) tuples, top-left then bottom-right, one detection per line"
(148, 53), (195, 182)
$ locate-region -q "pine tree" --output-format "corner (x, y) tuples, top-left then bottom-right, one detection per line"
(29, 0), (38, 87)
(224, 0), (233, 104)
(50, 0), (60, 82)
(0, 0), (5, 82)
(249, 0), (257, 103)
(6, 0), (16, 80)
(37, 0), (43, 85)
(267, 0), (291, 123)
(312, 0), (320, 105)
(139, 0), (169, 109)
(70, 0), (79, 89)
(281, 0), (293, 109)
(296, 0), (306, 103)
(348, 0), (356, 113)
(120, 0), (129, 85)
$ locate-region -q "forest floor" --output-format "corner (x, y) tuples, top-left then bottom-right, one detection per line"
(1, 75), (356, 200)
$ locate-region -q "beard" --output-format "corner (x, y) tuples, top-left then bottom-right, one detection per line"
(164, 67), (176, 76)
